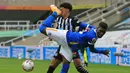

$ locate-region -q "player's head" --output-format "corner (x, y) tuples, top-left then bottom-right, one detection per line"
(59, 2), (72, 18)
(96, 22), (108, 38)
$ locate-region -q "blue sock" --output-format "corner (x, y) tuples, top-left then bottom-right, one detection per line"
(60, 64), (70, 73)
(39, 12), (57, 32)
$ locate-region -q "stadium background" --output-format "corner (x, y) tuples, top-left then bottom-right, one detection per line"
(0, 0), (130, 73)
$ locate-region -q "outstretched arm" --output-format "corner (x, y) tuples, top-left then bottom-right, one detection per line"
(89, 45), (109, 56)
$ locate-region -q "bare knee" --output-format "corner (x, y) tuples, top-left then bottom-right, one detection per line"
(50, 58), (62, 68)
(73, 58), (82, 67)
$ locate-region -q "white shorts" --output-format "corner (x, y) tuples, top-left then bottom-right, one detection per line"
(60, 46), (73, 62)
(46, 28), (73, 62)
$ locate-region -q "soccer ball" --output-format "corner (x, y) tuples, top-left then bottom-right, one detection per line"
(22, 60), (34, 72)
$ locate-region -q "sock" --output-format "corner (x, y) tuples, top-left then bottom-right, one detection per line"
(60, 64), (70, 73)
(76, 66), (89, 73)
(47, 66), (55, 73)
(39, 12), (57, 33)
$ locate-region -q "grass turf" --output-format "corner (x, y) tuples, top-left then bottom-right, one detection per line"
(0, 58), (129, 73)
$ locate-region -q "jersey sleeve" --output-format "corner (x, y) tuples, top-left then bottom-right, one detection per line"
(88, 24), (96, 29)
(79, 22), (89, 31)
(79, 22), (96, 31)
(71, 17), (81, 26)
(88, 45), (106, 54)
(71, 17), (81, 31)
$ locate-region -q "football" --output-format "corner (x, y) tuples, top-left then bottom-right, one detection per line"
(22, 60), (34, 72)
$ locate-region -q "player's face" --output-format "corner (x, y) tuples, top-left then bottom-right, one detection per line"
(60, 7), (70, 18)
(96, 27), (106, 38)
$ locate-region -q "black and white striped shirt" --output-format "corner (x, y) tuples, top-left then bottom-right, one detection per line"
(54, 16), (81, 31)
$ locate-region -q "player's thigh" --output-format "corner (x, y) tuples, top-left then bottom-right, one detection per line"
(73, 52), (82, 67)
(53, 46), (63, 61)
(50, 46), (62, 67)
(46, 28), (68, 46)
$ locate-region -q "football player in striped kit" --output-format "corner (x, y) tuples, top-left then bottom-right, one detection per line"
(46, 3), (91, 73)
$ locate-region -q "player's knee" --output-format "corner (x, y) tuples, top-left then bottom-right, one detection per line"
(39, 25), (47, 35)
(73, 58), (81, 67)
(76, 66), (89, 73)
(54, 53), (63, 61)
(72, 52), (80, 60)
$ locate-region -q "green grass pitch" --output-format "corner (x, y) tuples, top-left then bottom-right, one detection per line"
(0, 58), (129, 73)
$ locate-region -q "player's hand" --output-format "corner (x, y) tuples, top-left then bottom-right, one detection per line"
(103, 50), (110, 57)
(85, 27), (90, 31)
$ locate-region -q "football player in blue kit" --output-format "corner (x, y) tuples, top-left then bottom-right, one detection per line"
(39, 6), (109, 73)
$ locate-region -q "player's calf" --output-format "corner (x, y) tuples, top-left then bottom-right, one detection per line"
(47, 57), (62, 73)
(47, 66), (55, 73)
(39, 12), (58, 35)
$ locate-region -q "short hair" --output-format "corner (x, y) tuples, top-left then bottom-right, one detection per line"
(99, 22), (108, 29)
(60, 2), (72, 11)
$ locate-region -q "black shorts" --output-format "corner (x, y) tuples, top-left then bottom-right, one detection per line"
(53, 45), (80, 61)
(53, 45), (63, 61)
